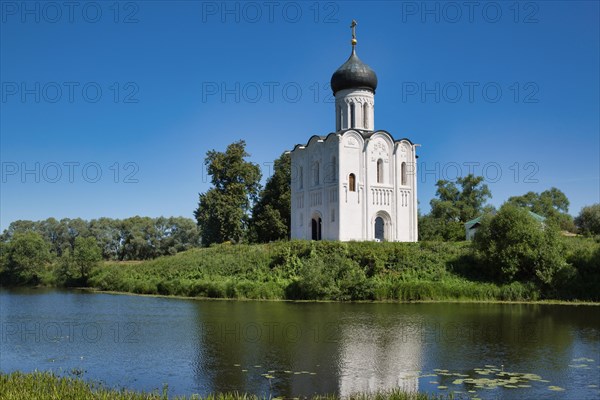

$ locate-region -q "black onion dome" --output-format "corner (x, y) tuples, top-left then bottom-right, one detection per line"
(330, 48), (378, 95)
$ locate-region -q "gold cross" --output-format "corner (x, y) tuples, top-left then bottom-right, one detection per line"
(351, 20), (357, 41)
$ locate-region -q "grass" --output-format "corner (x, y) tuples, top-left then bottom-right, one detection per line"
(7, 237), (597, 303)
(84, 239), (594, 302)
(0, 371), (455, 400)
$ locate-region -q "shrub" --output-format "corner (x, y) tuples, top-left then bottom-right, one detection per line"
(1, 232), (53, 285)
(286, 256), (337, 300)
(575, 204), (600, 236)
(473, 204), (566, 287)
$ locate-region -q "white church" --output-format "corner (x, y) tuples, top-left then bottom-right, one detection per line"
(290, 22), (419, 242)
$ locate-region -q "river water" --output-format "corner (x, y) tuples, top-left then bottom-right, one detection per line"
(1, 288), (598, 399)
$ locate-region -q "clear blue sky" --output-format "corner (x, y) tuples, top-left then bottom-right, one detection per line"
(1, 1), (599, 230)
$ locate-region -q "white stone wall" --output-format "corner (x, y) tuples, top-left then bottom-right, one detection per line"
(291, 131), (418, 242)
(338, 131), (364, 240)
(290, 134), (341, 241)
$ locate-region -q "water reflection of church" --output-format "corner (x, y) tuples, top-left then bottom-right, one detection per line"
(337, 319), (422, 396)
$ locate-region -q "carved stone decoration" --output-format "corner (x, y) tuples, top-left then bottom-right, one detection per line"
(345, 136), (359, 148)
(400, 143), (409, 157)
(370, 140), (389, 162)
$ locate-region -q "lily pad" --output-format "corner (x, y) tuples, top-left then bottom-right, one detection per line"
(573, 357), (594, 362)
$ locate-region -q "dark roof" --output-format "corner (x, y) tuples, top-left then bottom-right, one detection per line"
(330, 48), (378, 95)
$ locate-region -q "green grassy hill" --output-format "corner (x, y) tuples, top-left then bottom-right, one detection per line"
(88, 240), (566, 302)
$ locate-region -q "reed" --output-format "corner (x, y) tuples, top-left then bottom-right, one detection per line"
(0, 371), (455, 400)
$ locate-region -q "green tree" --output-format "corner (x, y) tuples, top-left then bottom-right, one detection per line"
(250, 152), (291, 242)
(72, 236), (102, 284)
(575, 204), (600, 236)
(155, 216), (201, 255)
(57, 237), (102, 286)
(430, 174), (492, 222)
(507, 187), (575, 231)
(1, 232), (52, 285)
(62, 218), (90, 253)
(473, 203), (566, 286)
(38, 217), (65, 256)
(418, 215), (465, 241)
(0, 220), (38, 242)
(424, 174), (492, 241)
(194, 141), (262, 246)
(1, 216), (203, 262)
(120, 216), (160, 260)
(89, 217), (122, 260)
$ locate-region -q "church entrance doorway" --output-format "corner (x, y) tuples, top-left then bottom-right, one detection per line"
(374, 216), (384, 241)
(311, 217), (322, 240)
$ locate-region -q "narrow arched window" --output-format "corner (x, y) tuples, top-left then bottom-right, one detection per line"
(377, 159), (384, 183)
(363, 103), (369, 129)
(299, 166), (303, 189)
(401, 162), (407, 186)
(337, 104), (342, 131)
(350, 103), (356, 128)
(313, 162), (319, 185)
(349, 173), (356, 192)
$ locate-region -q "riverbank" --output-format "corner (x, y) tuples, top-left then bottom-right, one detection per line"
(3, 237), (597, 303)
(79, 287), (600, 306)
(84, 238), (598, 302)
(0, 371), (452, 400)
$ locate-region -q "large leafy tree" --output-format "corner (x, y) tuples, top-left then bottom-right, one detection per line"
(418, 214), (465, 242)
(58, 236), (102, 286)
(430, 174), (492, 222)
(575, 204), (600, 236)
(72, 236), (102, 284)
(154, 216), (201, 255)
(421, 174), (492, 241)
(89, 217), (122, 260)
(119, 216), (159, 260)
(2, 217), (201, 262)
(250, 152), (291, 242)
(194, 141), (261, 246)
(507, 187), (574, 231)
(1, 232), (53, 284)
(473, 203), (566, 285)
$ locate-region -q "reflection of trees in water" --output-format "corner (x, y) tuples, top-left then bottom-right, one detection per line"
(191, 301), (343, 397)
(426, 303), (599, 374)
(189, 301), (598, 397)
